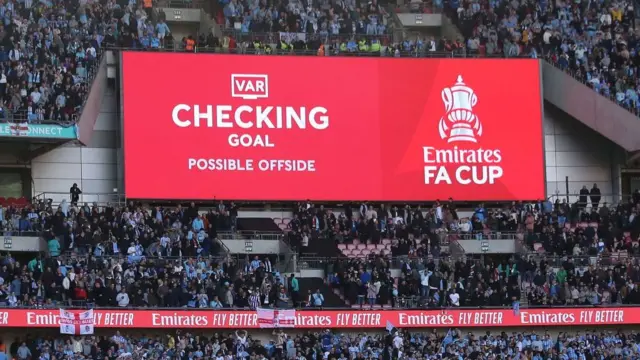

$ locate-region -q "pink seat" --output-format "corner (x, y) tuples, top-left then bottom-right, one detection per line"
(415, 239), (421, 245)
(342, 249), (352, 256)
(366, 244), (376, 250)
(589, 222), (598, 229)
(361, 250), (371, 256)
(352, 239), (361, 245)
(351, 304), (361, 308)
(578, 222), (588, 229)
(385, 244), (392, 251)
(273, 217), (282, 224)
(381, 239), (391, 245)
(357, 244), (366, 250)
(347, 244), (356, 250)
(338, 244), (347, 250)
(351, 250), (361, 257)
(282, 218), (291, 225)
(278, 223), (288, 230)
(376, 244), (386, 250)
(383, 250), (391, 256)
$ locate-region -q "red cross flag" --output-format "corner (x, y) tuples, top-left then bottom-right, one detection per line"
(59, 309), (95, 335)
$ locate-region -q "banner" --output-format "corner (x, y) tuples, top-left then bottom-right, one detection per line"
(257, 308), (296, 328)
(0, 308), (632, 329)
(0, 123), (78, 139)
(279, 32), (306, 43)
(122, 53), (545, 201)
(58, 309), (95, 335)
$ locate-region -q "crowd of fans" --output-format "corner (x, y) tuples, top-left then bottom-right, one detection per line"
(7, 328), (640, 360)
(0, 0), (116, 125)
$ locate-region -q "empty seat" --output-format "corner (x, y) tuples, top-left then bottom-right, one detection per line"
(381, 239), (392, 245)
(366, 244), (376, 250)
(352, 239), (361, 245)
(357, 244), (366, 250)
(342, 249), (352, 257)
(347, 244), (356, 250)
(338, 244), (347, 250)
(383, 249), (391, 256)
(273, 217), (282, 224)
(361, 250), (371, 257)
(282, 218), (291, 225)
(376, 244), (386, 250)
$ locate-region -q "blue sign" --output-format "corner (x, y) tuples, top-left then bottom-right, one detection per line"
(0, 123), (78, 139)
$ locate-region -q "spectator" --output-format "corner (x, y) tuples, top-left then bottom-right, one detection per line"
(69, 184), (82, 204)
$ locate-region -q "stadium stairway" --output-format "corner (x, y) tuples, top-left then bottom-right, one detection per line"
(297, 277), (347, 308)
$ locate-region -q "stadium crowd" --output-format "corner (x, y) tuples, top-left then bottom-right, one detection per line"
(7, 328), (640, 360)
(0, 182), (637, 309)
(0, 0), (112, 125)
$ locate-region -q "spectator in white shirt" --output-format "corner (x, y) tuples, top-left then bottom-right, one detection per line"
(116, 288), (130, 307)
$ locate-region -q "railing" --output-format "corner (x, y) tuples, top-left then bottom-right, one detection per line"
(218, 231), (283, 241)
(0, 230), (43, 237)
(546, 193), (627, 207)
(5, 303), (640, 310)
(219, 30), (394, 46)
(110, 43), (522, 58)
(448, 231), (520, 241)
(527, 253), (637, 268)
(32, 192), (126, 207)
(164, 0), (205, 7)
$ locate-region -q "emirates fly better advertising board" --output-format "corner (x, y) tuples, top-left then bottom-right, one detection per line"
(122, 52), (544, 201)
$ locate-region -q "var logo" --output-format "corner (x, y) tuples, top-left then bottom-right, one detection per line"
(231, 74), (269, 100)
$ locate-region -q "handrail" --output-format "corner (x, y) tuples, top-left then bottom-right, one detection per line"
(218, 231), (283, 241)
(108, 45), (526, 58)
(32, 192), (126, 207)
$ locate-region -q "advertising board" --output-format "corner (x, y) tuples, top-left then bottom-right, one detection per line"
(0, 308), (631, 329)
(123, 53), (544, 201)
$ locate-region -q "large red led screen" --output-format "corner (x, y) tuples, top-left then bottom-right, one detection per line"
(122, 52), (544, 201)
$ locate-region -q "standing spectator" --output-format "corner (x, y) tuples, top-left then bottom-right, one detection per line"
(590, 184), (601, 208)
(289, 274), (299, 305)
(311, 289), (324, 307)
(579, 185), (589, 210)
(70, 183), (82, 204)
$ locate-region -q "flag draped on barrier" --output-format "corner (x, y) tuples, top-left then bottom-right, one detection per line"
(257, 308), (296, 328)
(59, 309), (95, 335)
(9, 122), (28, 136)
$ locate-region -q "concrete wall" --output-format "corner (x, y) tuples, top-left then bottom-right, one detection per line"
(544, 105), (623, 204)
(30, 86), (121, 205)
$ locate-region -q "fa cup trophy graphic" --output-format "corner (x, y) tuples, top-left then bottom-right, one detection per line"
(438, 75), (483, 143)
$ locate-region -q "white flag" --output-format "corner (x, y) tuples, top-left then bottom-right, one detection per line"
(59, 309), (75, 335)
(59, 309), (95, 335)
(257, 308), (296, 328)
(257, 308), (274, 328)
(79, 309), (94, 335)
(274, 309), (296, 328)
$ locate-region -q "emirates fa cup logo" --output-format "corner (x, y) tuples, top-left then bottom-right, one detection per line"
(438, 75), (483, 143)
